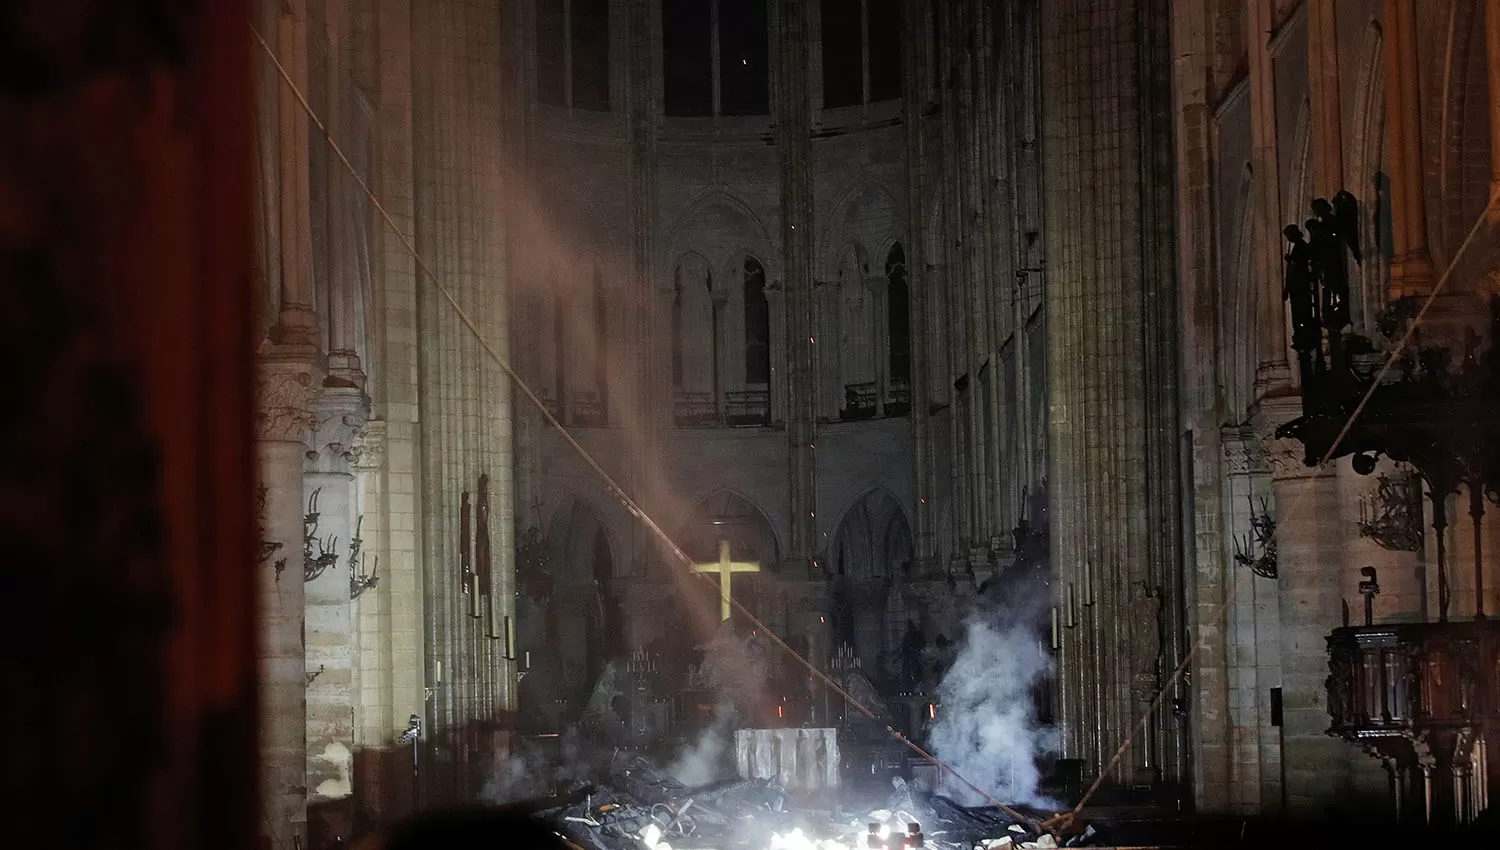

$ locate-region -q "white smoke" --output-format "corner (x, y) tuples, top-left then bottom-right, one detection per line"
(929, 607), (1057, 807)
(667, 704), (732, 786)
(479, 726), (593, 804)
(668, 628), (770, 786)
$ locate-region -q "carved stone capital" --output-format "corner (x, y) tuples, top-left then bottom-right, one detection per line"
(254, 365), (316, 444)
(1220, 426), (1267, 477)
(1254, 395), (1332, 482)
(347, 420), (386, 470)
(306, 385), (369, 467)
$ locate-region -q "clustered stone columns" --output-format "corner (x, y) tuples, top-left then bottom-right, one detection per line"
(1258, 396), (1349, 817)
(255, 358), (317, 850)
(900, 0), (936, 571)
(304, 388), (369, 806)
(1488, 0), (1500, 197)
(773, 0), (821, 577)
(1042, 0), (1185, 785)
(1381, 0), (1433, 297)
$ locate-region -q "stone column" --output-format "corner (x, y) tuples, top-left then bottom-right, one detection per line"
(1260, 397), (1349, 817)
(1382, 0), (1433, 297)
(304, 387), (368, 814)
(1248, 0), (1289, 390)
(1042, 0), (1183, 784)
(767, 286), (788, 424)
(348, 422), (390, 817)
(322, 1), (367, 387)
(1487, 0), (1500, 196)
(274, 0), (320, 347)
(256, 359), (317, 850)
(900, 0), (937, 570)
(1307, 0), (1345, 196)
(774, 0), (820, 575)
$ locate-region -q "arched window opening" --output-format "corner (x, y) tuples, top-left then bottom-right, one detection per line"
(886, 243), (911, 415)
(821, 0), (862, 108)
(821, 0), (904, 109)
(720, 0), (770, 115)
(672, 257), (718, 425)
(664, 0), (771, 117)
(663, 0), (713, 116)
(535, 0), (611, 111)
(571, 0), (611, 111)
(731, 257), (772, 426)
(743, 259), (770, 384)
(536, 3), (566, 106)
(867, 0), (902, 101)
(837, 245), (876, 420)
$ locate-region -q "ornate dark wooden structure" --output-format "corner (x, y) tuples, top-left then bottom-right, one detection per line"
(1274, 191), (1500, 824)
(1326, 620), (1500, 823)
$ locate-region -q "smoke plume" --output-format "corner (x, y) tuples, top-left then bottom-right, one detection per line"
(929, 585), (1056, 807)
(667, 704), (732, 786)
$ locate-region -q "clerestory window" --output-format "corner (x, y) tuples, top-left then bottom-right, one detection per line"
(663, 0), (770, 117)
(821, 0), (902, 109)
(536, 0), (611, 111)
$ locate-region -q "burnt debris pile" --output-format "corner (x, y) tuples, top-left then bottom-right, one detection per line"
(515, 757), (1098, 850)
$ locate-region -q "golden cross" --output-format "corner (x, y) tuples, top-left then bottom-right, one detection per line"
(692, 540), (761, 622)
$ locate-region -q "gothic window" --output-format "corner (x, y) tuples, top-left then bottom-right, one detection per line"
(535, 0), (611, 111)
(821, 0), (862, 108)
(837, 246), (876, 419)
(663, 0), (770, 117)
(537, 3), (566, 105)
(867, 0), (901, 101)
(672, 256), (718, 424)
(571, 0), (611, 111)
(821, 0), (904, 109)
(663, 0), (714, 116)
(720, 1), (770, 115)
(743, 258), (770, 384)
(885, 242), (910, 388)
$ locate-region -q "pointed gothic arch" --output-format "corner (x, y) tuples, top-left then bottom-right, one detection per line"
(541, 498), (624, 709)
(828, 487), (914, 673)
(671, 252), (719, 424)
(886, 242), (911, 399)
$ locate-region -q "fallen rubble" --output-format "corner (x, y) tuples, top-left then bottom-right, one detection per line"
(518, 757), (1098, 850)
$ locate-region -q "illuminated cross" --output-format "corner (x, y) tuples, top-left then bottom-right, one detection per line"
(692, 540), (761, 623)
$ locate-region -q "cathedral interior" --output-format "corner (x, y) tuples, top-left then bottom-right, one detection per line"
(5, 1), (1500, 849)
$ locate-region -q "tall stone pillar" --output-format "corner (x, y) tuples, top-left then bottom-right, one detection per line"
(304, 388), (368, 816)
(1248, 0), (1289, 389)
(1260, 398), (1349, 817)
(1307, 0), (1345, 196)
(256, 359), (317, 850)
(900, 0), (937, 569)
(273, 0), (320, 348)
(774, 0), (820, 574)
(1382, 0), (1433, 297)
(1487, 0), (1500, 196)
(410, 0), (515, 801)
(1042, 0), (1183, 785)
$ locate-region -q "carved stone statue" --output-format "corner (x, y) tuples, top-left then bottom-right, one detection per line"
(1308, 203), (1351, 331)
(1283, 224), (1322, 353)
(1330, 191), (1363, 263)
(1130, 582), (1164, 702)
